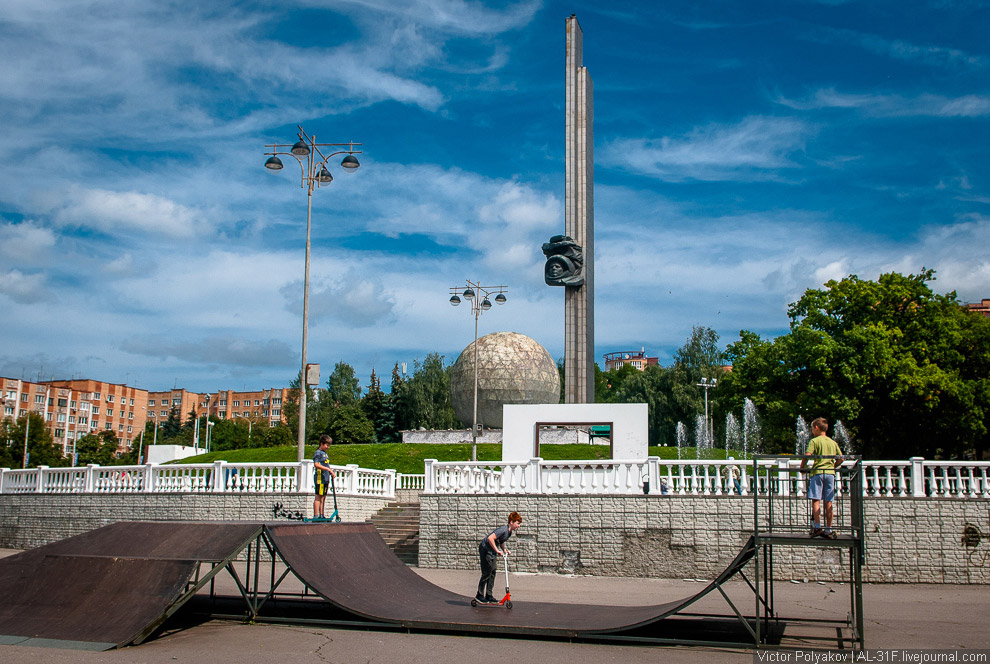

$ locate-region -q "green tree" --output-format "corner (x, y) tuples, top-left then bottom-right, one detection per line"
(378, 363), (405, 441)
(596, 363), (642, 403)
(326, 361), (362, 407)
(0, 418), (18, 468)
(210, 418), (252, 451)
(324, 404), (376, 445)
(255, 423), (295, 448)
(611, 364), (673, 445)
(394, 353), (459, 430)
(161, 407), (182, 438)
(75, 432), (118, 466)
(722, 269), (990, 458)
(361, 369), (390, 443)
(282, 376), (318, 445)
(4, 412), (65, 468)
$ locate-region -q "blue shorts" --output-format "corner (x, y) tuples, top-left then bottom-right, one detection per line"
(808, 473), (835, 502)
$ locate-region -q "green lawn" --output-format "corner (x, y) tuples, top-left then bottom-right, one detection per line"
(170, 443), (745, 475)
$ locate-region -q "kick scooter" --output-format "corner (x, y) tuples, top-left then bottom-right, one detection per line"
(306, 473), (341, 523)
(471, 554), (513, 609)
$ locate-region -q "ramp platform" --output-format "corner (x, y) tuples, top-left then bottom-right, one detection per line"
(0, 521), (261, 650)
(0, 457), (866, 652)
(264, 522), (757, 639)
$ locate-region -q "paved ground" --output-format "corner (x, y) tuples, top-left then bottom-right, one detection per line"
(1, 549), (988, 664)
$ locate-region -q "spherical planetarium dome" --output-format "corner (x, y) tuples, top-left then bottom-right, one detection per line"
(449, 331), (560, 429)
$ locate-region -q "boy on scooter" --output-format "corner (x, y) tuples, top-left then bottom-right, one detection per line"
(476, 512), (522, 604)
(313, 435), (335, 520)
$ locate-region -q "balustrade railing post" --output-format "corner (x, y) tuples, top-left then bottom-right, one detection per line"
(213, 460), (226, 492)
(910, 457), (925, 497)
(299, 460), (314, 493)
(143, 463), (155, 493)
(424, 459), (437, 493)
(527, 458), (542, 494)
(346, 464), (359, 495)
(647, 456), (660, 495)
(84, 464), (97, 493)
(0, 468), (7, 493)
(36, 466), (48, 493)
(385, 469), (396, 499)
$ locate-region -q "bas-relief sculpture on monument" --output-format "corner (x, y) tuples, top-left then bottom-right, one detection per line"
(542, 234), (585, 287)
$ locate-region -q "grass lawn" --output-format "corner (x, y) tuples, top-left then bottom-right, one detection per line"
(169, 443), (744, 475)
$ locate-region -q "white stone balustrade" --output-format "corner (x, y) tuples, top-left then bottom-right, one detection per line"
(423, 457), (990, 498)
(2, 457), (987, 499)
(0, 461), (395, 499)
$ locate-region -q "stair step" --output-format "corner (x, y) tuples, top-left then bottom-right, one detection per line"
(369, 501), (420, 566)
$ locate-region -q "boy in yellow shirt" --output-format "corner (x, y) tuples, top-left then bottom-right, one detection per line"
(800, 418), (843, 539)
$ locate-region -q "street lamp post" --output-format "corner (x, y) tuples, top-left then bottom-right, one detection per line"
(265, 126), (362, 463)
(235, 417), (253, 445)
(696, 377), (718, 448)
(449, 280), (508, 462)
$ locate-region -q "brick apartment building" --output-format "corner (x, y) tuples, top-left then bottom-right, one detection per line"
(3, 377), (292, 460)
(602, 349), (660, 372)
(1, 377), (149, 456)
(967, 299), (990, 317)
(147, 387), (290, 430)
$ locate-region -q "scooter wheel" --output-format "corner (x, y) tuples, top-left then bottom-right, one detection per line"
(334, 516), (341, 523)
(505, 601), (513, 609)
(471, 599), (478, 607)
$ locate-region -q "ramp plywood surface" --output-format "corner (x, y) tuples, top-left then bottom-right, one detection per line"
(0, 521), (262, 650)
(267, 523), (756, 637)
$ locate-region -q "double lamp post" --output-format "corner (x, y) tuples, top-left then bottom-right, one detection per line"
(449, 280), (507, 461)
(265, 126), (362, 462)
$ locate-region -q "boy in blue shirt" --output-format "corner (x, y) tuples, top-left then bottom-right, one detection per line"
(313, 435), (335, 519)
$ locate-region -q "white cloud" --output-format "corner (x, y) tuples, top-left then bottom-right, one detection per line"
(0, 221), (55, 263)
(827, 27), (988, 70)
(51, 187), (206, 238)
(285, 271), (398, 328)
(601, 116), (812, 182)
(0, 269), (52, 304)
(121, 335), (296, 367)
(777, 89), (990, 118)
(359, 162), (561, 271)
(317, 0), (540, 36)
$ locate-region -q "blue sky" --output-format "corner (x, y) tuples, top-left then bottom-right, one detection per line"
(1, 0), (988, 394)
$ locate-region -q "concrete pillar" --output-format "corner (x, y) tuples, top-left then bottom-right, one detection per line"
(564, 14), (595, 404)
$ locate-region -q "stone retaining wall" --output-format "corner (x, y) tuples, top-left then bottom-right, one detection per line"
(418, 494), (990, 584)
(0, 493), (391, 551)
(3, 493), (988, 584)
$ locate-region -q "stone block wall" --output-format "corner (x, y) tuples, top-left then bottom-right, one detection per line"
(418, 494), (990, 584)
(0, 493), (391, 551)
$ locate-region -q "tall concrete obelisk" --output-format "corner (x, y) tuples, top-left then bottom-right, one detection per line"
(564, 14), (594, 403)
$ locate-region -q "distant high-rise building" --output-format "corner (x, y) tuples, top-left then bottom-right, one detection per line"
(1, 377), (148, 456)
(3, 376), (293, 461)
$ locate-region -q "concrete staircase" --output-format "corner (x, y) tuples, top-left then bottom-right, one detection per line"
(368, 502), (420, 565)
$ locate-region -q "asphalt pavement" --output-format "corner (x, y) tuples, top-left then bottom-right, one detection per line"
(1, 545), (987, 664)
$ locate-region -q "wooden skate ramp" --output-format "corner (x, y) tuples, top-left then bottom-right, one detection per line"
(266, 523), (756, 638)
(0, 521), (262, 650)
